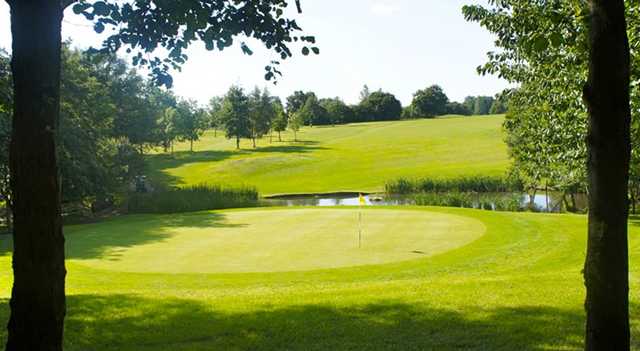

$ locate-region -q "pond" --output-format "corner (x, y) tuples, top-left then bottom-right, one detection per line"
(263, 192), (587, 213)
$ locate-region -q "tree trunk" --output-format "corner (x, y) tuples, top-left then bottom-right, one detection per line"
(583, 1), (631, 349)
(4, 202), (12, 233)
(190, 139), (193, 152)
(252, 137), (256, 148)
(6, 1), (66, 350)
(236, 136), (240, 150)
(278, 131), (281, 142)
(545, 182), (549, 212)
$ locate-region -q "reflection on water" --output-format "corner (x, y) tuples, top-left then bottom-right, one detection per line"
(263, 192), (587, 213)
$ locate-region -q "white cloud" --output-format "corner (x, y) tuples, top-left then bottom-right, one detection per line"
(371, 2), (398, 16)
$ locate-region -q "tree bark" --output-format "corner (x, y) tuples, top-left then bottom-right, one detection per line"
(236, 136), (240, 150)
(583, 1), (631, 349)
(5, 1), (66, 350)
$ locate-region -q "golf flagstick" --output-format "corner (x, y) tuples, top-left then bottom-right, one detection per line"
(358, 193), (365, 248)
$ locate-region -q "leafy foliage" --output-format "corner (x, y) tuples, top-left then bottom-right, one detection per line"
(319, 98), (354, 126)
(409, 85), (449, 118)
(297, 94), (328, 126)
(72, 0), (319, 86)
(357, 91), (402, 122)
(248, 87), (277, 146)
(219, 86), (251, 148)
(174, 99), (207, 151)
(461, 1), (640, 199)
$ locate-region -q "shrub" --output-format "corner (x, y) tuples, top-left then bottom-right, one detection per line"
(385, 175), (522, 194)
(411, 192), (523, 212)
(127, 184), (259, 214)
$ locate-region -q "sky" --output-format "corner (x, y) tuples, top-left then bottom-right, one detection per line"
(0, 0), (509, 106)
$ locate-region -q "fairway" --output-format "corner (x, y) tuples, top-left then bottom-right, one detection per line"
(64, 209), (484, 273)
(147, 116), (509, 195)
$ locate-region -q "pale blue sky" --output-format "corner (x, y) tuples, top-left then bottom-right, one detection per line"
(0, 0), (508, 106)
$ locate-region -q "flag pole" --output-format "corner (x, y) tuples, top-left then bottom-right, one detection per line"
(358, 193), (365, 248)
(359, 210), (362, 248)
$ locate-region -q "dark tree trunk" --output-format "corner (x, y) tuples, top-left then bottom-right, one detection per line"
(236, 136), (240, 150)
(4, 202), (12, 233)
(6, 1), (66, 350)
(190, 139), (193, 152)
(278, 131), (281, 142)
(583, 0), (631, 349)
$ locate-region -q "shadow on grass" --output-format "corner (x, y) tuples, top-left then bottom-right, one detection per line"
(629, 215), (640, 228)
(65, 212), (247, 261)
(0, 234), (10, 256)
(145, 150), (239, 187)
(247, 144), (326, 154)
(0, 294), (610, 350)
(145, 143), (327, 188)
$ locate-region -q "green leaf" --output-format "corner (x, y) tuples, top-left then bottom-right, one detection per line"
(94, 22), (105, 34)
(92, 1), (110, 16)
(550, 32), (563, 48)
(72, 3), (90, 14)
(532, 36), (548, 53)
(311, 47), (320, 55)
(302, 47), (310, 56)
(241, 43), (254, 55)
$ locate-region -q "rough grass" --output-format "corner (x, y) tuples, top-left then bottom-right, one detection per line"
(127, 184), (259, 214)
(386, 175), (520, 194)
(146, 116), (509, 195)
(0, 206), (639, 350)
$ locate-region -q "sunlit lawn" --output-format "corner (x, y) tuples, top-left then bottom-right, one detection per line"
(146, 115), (509, 195)
(1, 206), (638, 350)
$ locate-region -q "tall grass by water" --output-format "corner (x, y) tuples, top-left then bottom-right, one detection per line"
(127, 184), (259, 214)
(386, 175), (521, 194)
(411, 192), (525, 212)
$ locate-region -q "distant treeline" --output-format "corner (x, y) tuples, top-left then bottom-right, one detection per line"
(275, 85), (509, 127)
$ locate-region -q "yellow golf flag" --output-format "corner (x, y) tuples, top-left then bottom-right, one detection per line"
(359, 193), (366, 206)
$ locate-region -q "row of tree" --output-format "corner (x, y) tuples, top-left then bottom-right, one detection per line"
(211, 86), (288, 148)
(0, 45), (211, 211)
(276, 85), (509, 127)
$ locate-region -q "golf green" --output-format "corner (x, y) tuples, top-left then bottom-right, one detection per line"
(65, 208), (484, 273)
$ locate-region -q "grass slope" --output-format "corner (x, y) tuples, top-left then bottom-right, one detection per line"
(146, 115), (509, 195)
(1, 207), (639, 350)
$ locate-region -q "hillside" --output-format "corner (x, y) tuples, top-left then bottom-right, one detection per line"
(146, 115), (510, 195)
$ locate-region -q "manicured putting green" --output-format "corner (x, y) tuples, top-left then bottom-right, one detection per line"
(66, 208), (485, 273)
